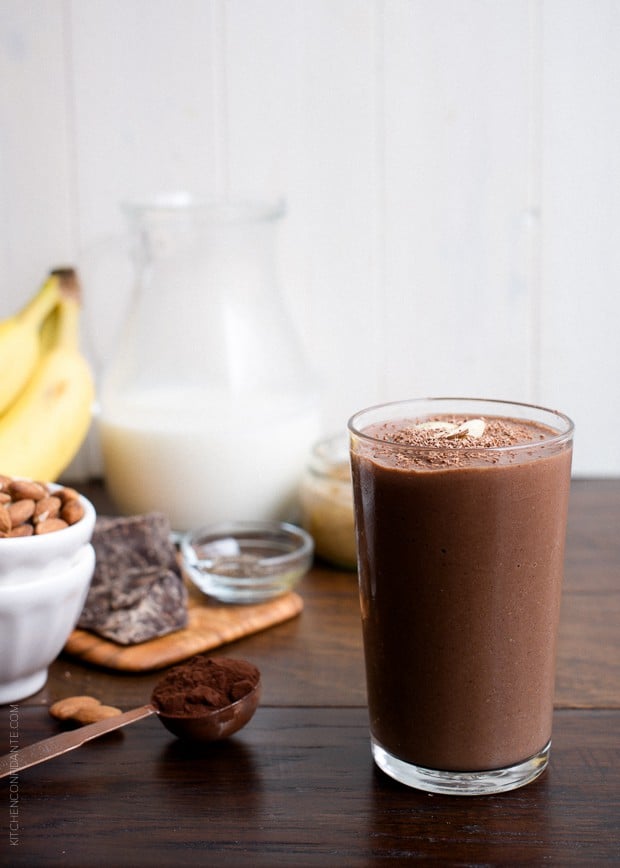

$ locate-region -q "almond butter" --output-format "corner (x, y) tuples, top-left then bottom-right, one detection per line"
(35, 517), (69, 535)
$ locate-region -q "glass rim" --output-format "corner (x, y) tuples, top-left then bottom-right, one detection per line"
(347, 396), (574, 454)
(121, 193), (286, 223)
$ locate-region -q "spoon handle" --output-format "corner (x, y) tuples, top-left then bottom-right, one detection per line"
(0, 704), (156, 779)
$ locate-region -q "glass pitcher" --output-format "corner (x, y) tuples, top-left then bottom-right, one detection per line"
(98, 195), (321, 532)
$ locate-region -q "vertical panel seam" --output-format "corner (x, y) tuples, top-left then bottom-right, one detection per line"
(374, 0), (387, 400)
(528, 0), (543, 401)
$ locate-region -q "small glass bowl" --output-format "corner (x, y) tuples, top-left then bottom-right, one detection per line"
(180, 521), (314, 604)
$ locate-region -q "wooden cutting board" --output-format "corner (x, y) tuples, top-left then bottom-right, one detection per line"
(64, 583), (303, 672)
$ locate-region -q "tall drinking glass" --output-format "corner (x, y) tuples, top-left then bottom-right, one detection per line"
(348, 398), (574, 795)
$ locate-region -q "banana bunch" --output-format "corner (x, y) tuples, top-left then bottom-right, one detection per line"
(0, 269), (95, 482)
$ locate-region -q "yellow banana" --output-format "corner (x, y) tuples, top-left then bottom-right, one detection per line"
(37, 269), (79, 355)
(0, 273), (62, 414)
(0, 282), (95, 482)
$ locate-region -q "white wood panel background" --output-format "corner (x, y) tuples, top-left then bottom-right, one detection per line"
(0, 0), (618, 477)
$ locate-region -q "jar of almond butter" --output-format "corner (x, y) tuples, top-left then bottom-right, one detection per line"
(299, 434), (357, 570)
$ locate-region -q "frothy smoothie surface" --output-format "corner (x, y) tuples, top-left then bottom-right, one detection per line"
(357, 415), (563, 469)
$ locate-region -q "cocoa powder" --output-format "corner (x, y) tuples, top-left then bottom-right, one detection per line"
(151, 655), (260, 718)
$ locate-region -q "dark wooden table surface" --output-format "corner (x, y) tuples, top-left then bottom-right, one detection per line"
(2, 479), (619, 866)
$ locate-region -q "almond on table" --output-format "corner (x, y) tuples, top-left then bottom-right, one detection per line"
(49, 695), (122, 724)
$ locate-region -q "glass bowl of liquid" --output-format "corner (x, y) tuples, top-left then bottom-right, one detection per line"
(180, 521), (314, 604)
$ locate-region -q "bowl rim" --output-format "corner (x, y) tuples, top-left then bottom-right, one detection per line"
(181, 520), (314, 571)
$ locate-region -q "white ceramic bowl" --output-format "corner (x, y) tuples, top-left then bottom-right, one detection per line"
(0, 492), (96, 704)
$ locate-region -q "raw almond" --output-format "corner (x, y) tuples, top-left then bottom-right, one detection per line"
(73, 704), (122, 724)
(49, 695), (102, 720)
(34, 495), (62, 523)
(0, 507), (11, 534)
(57, 486), (80, 504)
(415, 420), (459, 435)
(446, 418), (486, 439)
(60, 498), (85, 525)
(49, 695), (121, 725)
(7, 498), (36, 527)
(35, 517), (69, 535)
(8, 479), (47, 501)
(8, 524), (34, 537)
(0, 476), (87, 538)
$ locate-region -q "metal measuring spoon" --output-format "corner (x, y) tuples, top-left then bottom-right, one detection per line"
(0, 680), (261, 779)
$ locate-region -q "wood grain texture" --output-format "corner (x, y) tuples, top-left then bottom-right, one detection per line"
(3, 707), (619, 866)
(2, 479), (618, 864)
(556, 478), (620, 708)
(38, 562), (365, 709)
(47, 478), (619, 709)
(64, 588), (303, 672)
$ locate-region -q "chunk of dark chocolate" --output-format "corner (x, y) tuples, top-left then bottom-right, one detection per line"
(77, 512), (188, 645)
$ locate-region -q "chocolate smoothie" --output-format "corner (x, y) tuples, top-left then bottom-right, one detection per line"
(349, 402), (573, 780)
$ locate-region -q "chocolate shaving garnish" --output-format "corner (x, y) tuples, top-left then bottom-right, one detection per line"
(360, 416), (552, 470)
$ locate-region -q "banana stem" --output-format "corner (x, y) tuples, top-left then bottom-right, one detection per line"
(51, 267), (82, 302)
(19, 275), (61, 328)
(52, 297), (81, 351)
